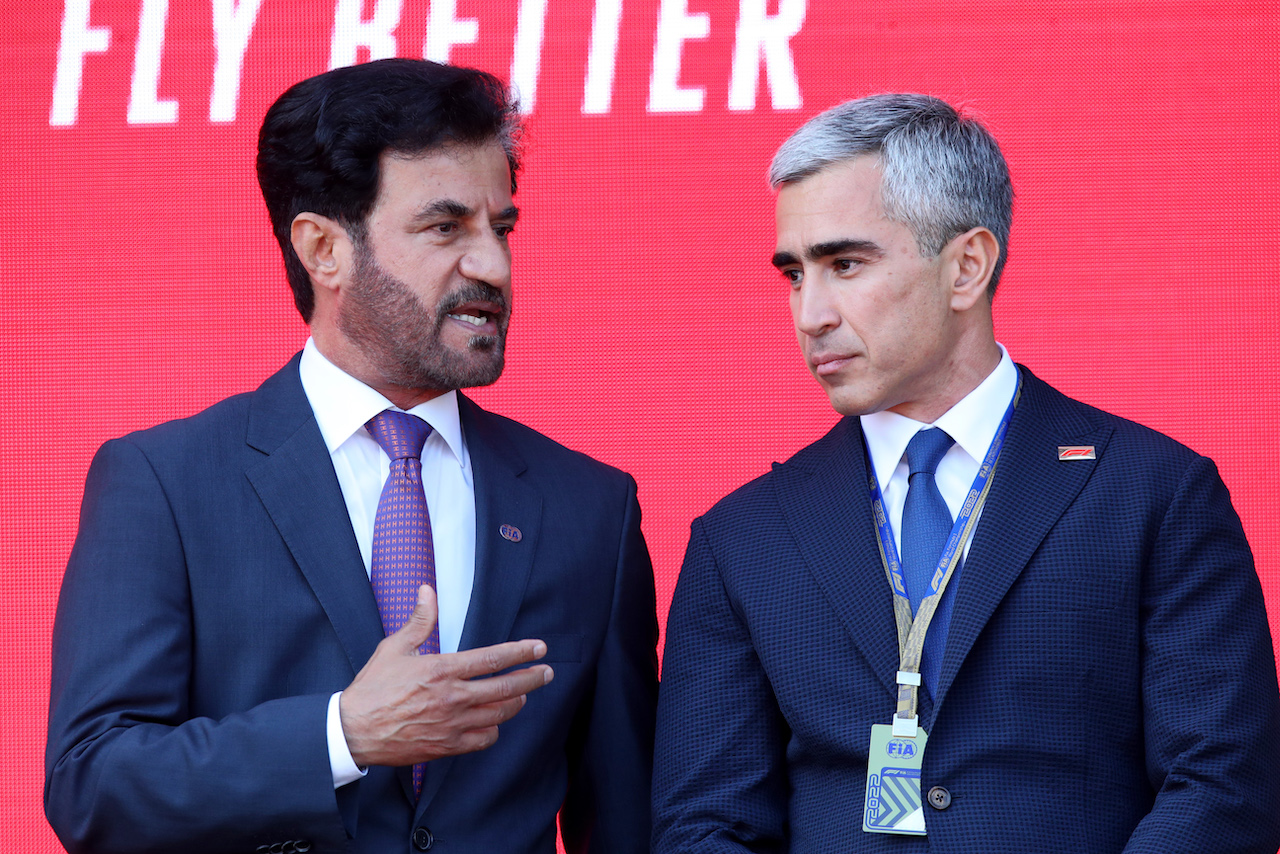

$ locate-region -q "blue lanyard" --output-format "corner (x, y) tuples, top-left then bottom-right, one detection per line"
(866, 371), (1021, 735)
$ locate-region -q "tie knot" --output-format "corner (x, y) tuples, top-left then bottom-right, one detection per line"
(906, 428), (955, 477)
(366, 410), (432, 460)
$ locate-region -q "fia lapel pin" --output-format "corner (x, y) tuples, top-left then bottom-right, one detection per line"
(1058, 446), (1096, 461)
(499, 524), (523, 542)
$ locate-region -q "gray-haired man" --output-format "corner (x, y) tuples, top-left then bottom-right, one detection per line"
(652, 94), (1280, 853)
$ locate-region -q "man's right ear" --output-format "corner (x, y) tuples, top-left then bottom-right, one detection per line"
(290, 213), (353, 297)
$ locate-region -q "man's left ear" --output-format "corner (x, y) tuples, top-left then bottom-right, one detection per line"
(944, 227), (1000, 311)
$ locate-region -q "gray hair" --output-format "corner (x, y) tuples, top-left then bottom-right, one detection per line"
(769, 94), (1013, 294)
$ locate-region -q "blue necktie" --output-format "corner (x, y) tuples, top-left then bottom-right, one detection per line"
(901, 428), (956, 696)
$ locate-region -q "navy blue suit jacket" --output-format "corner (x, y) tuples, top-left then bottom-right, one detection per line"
(46, 354), (659, 854)
(653, 368), (1280, 853)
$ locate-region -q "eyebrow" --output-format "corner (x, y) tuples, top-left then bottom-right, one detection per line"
(771, 238), (884, 269)
(414, 199), (472, 221)
(411, 200), (521, 223)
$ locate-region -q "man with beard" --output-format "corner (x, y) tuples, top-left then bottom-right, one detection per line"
(46, 59), (658, 854)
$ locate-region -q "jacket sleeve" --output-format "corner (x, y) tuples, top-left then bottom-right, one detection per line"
(45, 438), (351, 854)
(560, 476), (660, 854)
(652, 518), (789, 854)
(1123, 455), (1280, 853)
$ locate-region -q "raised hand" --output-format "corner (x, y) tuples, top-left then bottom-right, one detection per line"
(339, 584), (554, 767)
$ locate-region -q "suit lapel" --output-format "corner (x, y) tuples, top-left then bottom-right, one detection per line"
(243, 355), (385, 678)
(932, 369), (1112, 711)
(454, 397), (542, 653)
(418, 395), (543, 811)
(774, 418), (906, 704)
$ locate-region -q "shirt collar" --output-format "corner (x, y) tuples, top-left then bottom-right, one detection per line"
(298, 337), (467, 466)
(860, 344), (1018, 491)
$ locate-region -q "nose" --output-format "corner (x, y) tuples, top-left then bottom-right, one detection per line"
(791, 276), (839, 338)
(459, 229), (512, 290)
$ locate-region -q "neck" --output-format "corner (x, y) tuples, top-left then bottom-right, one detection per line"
(889, 339), (1002, 424)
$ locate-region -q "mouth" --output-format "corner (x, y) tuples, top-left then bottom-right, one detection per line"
(810, 353), (857, 377)
(447, 312), (488, 327)
(443, 300), (505, 337)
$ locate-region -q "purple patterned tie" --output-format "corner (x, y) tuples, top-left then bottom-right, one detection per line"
(365, 409), (436, 799)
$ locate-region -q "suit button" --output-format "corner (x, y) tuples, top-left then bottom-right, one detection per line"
(927, 786), (952, 810)
(412, 827), (434, 851)
(294, 843), (312, 853)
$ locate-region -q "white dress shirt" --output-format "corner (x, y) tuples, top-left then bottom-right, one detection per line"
(860, 344), (1019, 558)
(298, 338), (477, 787)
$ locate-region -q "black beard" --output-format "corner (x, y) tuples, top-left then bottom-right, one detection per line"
(337, 246), (510, 394)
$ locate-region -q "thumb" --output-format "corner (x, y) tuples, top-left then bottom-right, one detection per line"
(391, 584), (439, 654)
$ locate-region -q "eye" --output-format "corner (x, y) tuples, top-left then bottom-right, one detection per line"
(781, 268), (802, 287)
(432, 222), (458, 235)
(833, 258), (860, 274)
(494, 223), (514, 238)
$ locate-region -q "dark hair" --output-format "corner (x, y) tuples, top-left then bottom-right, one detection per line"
(770, 94), (1013, 296)
(256, 59), (522, 321)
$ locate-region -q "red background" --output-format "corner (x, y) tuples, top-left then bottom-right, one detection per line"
(4, 0), (1278, 847)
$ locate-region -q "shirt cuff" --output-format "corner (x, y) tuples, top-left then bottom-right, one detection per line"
(327, 691), (367, 789)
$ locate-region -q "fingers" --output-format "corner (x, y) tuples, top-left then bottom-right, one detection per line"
(457, 663), (554, 709)
(446, 695), (530, 750)
(388, 584), (439, 655)
(451, 725), (500, 756)
(448, 637), (549, 680)
(340, 632), (554, 766)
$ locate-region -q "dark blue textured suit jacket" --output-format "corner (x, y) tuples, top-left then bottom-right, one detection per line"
(653, 368), (1280, 853)
(46, 354), (659, 854)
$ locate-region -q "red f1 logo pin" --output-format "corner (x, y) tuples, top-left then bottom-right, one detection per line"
(1058, 446), (1096, 461)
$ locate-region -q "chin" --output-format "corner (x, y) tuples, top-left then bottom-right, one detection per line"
(455, 353), (506, 389)
(824, 388), (881, 418)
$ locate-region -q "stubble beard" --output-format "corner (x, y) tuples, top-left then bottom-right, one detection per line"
(337, 244), (510, 394)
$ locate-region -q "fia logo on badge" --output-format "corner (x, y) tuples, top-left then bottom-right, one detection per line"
(885, 739), (916, 758)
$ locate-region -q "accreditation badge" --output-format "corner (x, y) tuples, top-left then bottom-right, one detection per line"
(862, 723), (928, 835)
